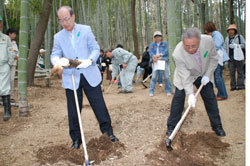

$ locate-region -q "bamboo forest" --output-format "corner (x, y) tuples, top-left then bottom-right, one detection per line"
(0, 0), (247, 165)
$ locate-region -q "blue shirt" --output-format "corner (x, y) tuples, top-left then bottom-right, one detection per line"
(51, 23), (101, 90)
(212, 31), (229, 62)
(149, 41), (169, 63)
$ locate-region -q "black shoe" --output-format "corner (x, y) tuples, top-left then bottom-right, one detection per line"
(230, 88), (237, 91)
(109, 135), (119, 142)
(2, 95), (11, 121)
(71, 138), (82, 149)
(212, 125), (226, 136)
(236, 87), (245, 90)
(166, 126), (175, 136)
(3, 111), (11, 121)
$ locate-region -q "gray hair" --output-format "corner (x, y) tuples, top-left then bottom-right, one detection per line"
(57, 6), (74, 16)
(182, 27), (201, 42)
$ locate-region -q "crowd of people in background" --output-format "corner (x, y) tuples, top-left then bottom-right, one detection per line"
(0, 8), (246, 128)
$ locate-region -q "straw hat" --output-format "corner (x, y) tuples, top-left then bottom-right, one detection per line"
(227, 24), (237, 32)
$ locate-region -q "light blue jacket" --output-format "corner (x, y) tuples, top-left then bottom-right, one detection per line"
(149, 41), (169, 63)
(51, 24), (101, 90)
(212, 31), (229, 63)
(111, 48), (137, 79)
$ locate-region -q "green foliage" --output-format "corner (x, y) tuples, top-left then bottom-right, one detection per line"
(2, 0), (246, 53)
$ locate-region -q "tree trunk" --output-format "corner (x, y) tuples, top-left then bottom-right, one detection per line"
(131, 0), (139, 58)
(18, 0), (30, 116)
(80, 0), (87, 24)
(96, 0), (100, 45)
(237, 0), (241, 34)
(166, 0), (181, 89)
(138, 0), (143, 55)
(156, 0), (163, 35)
(221, 0), (226, 37)
(175, 0), (182, 42)
(102, 0), (108, 49)
(0, 0), (4, 32)
(3, 2), (9, 29)
(200, 2), (205, 33)
(229, 0), (234, 24)
(45, 16), (52, 69)
(27, 0), (53, 86)
(87, 0), (90, 25)
(143, 0), (150, 46)
(193, 0), (198, 27)
(128, 0), (133, 51)
(209, 0), (213, 22)
(108, 0), (113, 48)
(205, 0), (209, 23)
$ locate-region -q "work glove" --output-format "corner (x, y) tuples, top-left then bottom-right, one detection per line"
(229, 43), (235, 49)
(76, 59), (93, 68)
(201, 76), (209, 85)
(188, 94), (196, 108)
(53, 57), (70, 69)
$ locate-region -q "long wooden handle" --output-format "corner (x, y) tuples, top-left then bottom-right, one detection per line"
(72, 74), (89, 162)
(142, 73), (152, 83)
(168, 84), (204, 140)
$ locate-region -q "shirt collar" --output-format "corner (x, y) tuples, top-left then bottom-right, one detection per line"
(191, 48), (200, 56)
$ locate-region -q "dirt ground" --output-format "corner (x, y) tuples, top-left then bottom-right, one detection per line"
(0, 68), (245, 166)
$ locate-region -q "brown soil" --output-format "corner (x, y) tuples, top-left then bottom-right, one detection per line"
(36, 133), (125, 165)
(146, 131), (230, 166)
(0, 68), (245, 166)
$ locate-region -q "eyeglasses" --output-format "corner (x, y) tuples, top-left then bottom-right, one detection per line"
(58, 16), (71, 23)
(184, 45), (199, 50)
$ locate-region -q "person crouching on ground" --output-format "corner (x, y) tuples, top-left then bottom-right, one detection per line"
(105, 45), (138, 93)
(166, 27), (226, 137)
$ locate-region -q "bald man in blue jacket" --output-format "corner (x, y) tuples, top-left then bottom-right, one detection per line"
(51, 6), (118, 149)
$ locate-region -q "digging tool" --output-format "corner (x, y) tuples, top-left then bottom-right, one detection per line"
(105, 70), (121, 93)
(72, 74), (90, 166)
(140, 73), (152, 88)
(165, 84), (204, 151)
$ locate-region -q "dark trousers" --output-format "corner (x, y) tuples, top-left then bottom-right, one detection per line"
(167, 77), (222, 129)
(66, 74), (113, 142)
(143, 67), (152, 80)
(228, 60), (245, 89)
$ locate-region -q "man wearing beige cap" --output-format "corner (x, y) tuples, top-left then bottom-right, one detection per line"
(148, 31), (171, 97)
(224, 24), (245, 91)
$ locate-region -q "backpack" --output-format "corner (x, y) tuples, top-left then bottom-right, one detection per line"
(238, 35), (245, 56)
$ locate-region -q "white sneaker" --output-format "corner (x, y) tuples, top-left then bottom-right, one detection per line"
(159, 84), (163, 87)
(167, 93), (171, 96)
(149, 93), (154, 97)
